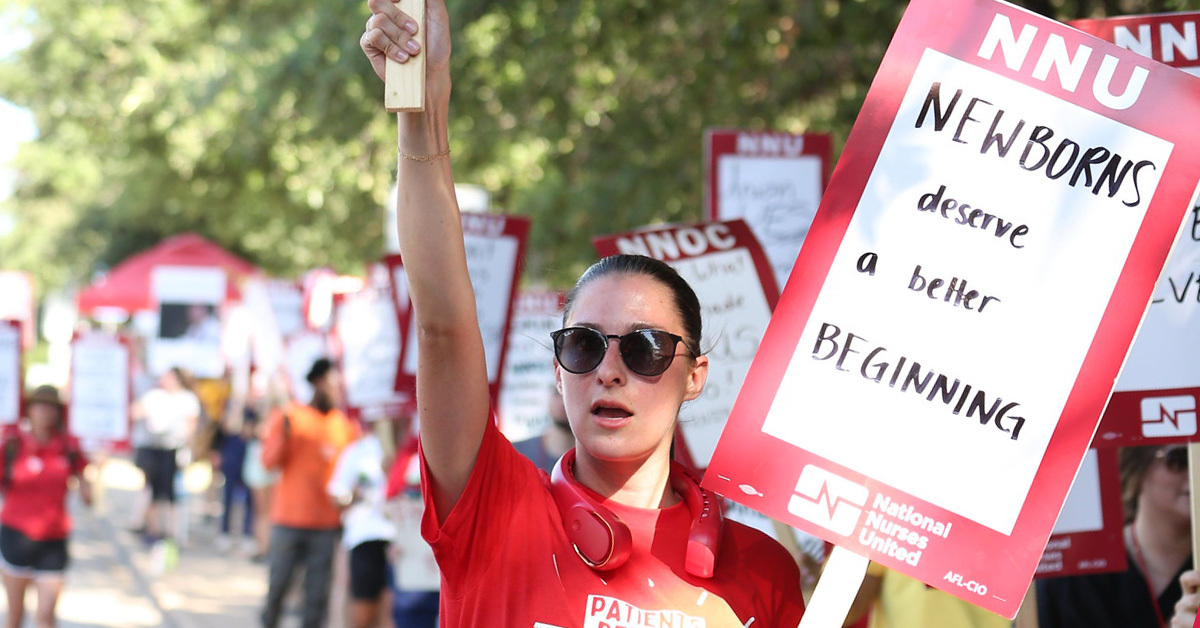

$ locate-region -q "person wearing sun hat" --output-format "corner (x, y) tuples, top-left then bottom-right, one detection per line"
(0, 384), (91, 628)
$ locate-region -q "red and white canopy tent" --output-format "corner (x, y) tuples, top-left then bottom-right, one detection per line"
(76, 232), (260, 317)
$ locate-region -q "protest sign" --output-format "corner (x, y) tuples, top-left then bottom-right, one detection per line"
(69, 331), (132, 448)
(703, 0), (1200, 618)
(1034, 448), (1126, 579)
(241, 278), (304, 380)
(0, 320), (20, 426)
(707, 130), (832, 291)
(397, 213), (529, 405)
(497, 289), (564, 443)
(1071, 11), (1200, 76)
(149, 265), (226, 378)
(595, 220), (779, 467)
(382, 254), (412, 346)
(0, 272), (35, 350)
(334, 264), (409, 420)
(1070, 13), (1200, 448)
(285, 331), (330, 407)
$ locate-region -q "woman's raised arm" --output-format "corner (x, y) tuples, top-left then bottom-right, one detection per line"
(361, 0), (489, 520)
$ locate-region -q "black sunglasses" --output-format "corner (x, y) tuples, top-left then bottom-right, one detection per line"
(550, 327), (695, 377)
(1158, 446), (1187, 472)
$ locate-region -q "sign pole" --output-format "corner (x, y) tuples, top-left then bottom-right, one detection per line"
(797, 546), (869, 628)
(384, 0), (426, 113)
(1189, 444), (1200, 564)
(1013, 584), (1039, 628)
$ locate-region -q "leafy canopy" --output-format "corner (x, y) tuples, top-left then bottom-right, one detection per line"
(0, 0), (1189, 292)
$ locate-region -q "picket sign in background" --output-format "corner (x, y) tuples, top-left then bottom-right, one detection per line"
(0, 272), (35, 350)
(0, 320), (21, 425)
(703, 0), (1200, 618)
(334, 264), (408, 420)
(707, 130), (832, 292)
(1071, 12), (1200, 449)
(284, 330), (330, 408)
(1034, 448), (1127, 579)
(69, 331), (132, 449)
(496, 289), (564, 443)
(396, 213), (529, 406)
(148, 265), (227, 378)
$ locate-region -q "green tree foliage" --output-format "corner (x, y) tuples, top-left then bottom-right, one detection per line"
(0, 0), (1191, 293)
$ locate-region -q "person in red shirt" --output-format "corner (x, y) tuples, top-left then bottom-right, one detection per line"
(0, 385), (90, 628)
(259, 358), (360, 628)
(358, 6), (807, 626)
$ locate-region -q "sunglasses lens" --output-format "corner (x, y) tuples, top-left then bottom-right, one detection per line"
(1164, 446), (1187, 472)
(555, 328), (607, 374)
(621, 330), (677, 376)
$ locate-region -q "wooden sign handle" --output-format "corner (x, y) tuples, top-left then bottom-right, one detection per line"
(385, 0), (426, 112)
(1189, 443), (1200, 563)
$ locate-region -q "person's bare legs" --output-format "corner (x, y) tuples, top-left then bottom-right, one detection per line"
(33, 576), (64, 628)
(349, 597), (383, 628)
(3, 572), (30, 628)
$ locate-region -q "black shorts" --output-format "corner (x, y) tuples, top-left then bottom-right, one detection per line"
(349, 540), (389, 600)
(0, 526), (68, 577)
(138, 447), (178, 503)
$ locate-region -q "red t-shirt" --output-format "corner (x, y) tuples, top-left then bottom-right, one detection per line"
(0, 428), (88, 540)
(421, 421), (806, 627)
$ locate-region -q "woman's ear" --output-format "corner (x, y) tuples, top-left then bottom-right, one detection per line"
(683, 354), (708, 402)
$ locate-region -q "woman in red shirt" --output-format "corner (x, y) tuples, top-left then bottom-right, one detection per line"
(0, 385), (91, 628)
(359, 5), (807, 626)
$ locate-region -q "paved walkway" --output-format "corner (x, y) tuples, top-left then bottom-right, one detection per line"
(0, 456), (274, 628)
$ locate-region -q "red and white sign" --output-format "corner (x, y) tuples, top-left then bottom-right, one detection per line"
(1072, 13), (1200, 448)
(69, 331), (133, 449)
(0, 320), (21, 425)
(703, 0), (1200, 618)
(396, 213), (530, 405)
(334, 264), (409, 420)
(284, 331), (331, 406)
(497, 289), (564, 442)
(1035, 448), (1127, 579)
(707, 130), (832, 291)
(1072, 11), (1200, 76)
(595, 220), (779, 467)
(0, 272), (35, 350)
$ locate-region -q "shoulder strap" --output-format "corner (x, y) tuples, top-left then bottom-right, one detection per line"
(2, 432), (20, 487)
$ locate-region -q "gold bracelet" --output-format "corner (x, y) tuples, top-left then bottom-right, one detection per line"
(399, 147), (451, 162)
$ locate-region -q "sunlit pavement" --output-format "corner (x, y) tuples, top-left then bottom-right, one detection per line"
(0, 456), (273, 628)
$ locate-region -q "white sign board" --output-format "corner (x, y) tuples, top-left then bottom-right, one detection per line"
(70, 333), (131, 444)
(497, 290), (563, 442)
(0, 321), (19, 425)
(149, 265), (226, 378)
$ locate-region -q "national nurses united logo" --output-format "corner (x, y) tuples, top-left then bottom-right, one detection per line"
(787, 464), (869, 536)
(1141, 395), (1197, 439)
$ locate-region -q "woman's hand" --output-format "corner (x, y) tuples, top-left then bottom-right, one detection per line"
(1170, 570), (1200, 627)
(361, 0), (451, 106)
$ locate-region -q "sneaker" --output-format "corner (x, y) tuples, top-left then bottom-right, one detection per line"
(150, 539), (180, 575)
(214, 534), (233, 554)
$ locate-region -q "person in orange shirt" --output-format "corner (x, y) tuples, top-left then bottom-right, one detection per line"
(259, 358), (360, 628)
